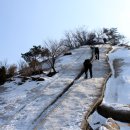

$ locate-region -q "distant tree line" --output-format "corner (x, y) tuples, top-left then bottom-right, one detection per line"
(0, 27), (126, 85)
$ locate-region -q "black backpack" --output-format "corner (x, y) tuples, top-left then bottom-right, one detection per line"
(83, 59), (90, 67)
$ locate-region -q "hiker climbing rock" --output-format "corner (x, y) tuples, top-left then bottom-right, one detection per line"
(103, 38), (107, 44)
(95, 47), (99, 60)
(83, 59), (93, 79)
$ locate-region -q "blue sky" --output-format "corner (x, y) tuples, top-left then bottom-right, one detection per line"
(0, 0), (130, 64)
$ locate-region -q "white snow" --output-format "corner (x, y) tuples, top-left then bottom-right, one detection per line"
(104, 46), (130, 104)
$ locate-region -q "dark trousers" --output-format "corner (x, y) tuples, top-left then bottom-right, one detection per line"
(84, 67), (92, 79)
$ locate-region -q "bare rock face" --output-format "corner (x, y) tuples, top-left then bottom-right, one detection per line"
(99, 118), (120, 130)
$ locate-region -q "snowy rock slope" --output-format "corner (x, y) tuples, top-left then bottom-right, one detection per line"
(0, 45), (111, 130)
(34, 45), (111, 130)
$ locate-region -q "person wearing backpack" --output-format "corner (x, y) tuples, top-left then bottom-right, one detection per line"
(83, 59), (93, 79)
(95, 47), (99, 60)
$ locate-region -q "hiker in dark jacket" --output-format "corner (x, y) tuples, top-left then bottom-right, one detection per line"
(103, 38), (107, 44)
(95, 47), (99, 60)
(83, 59), (93, 79)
